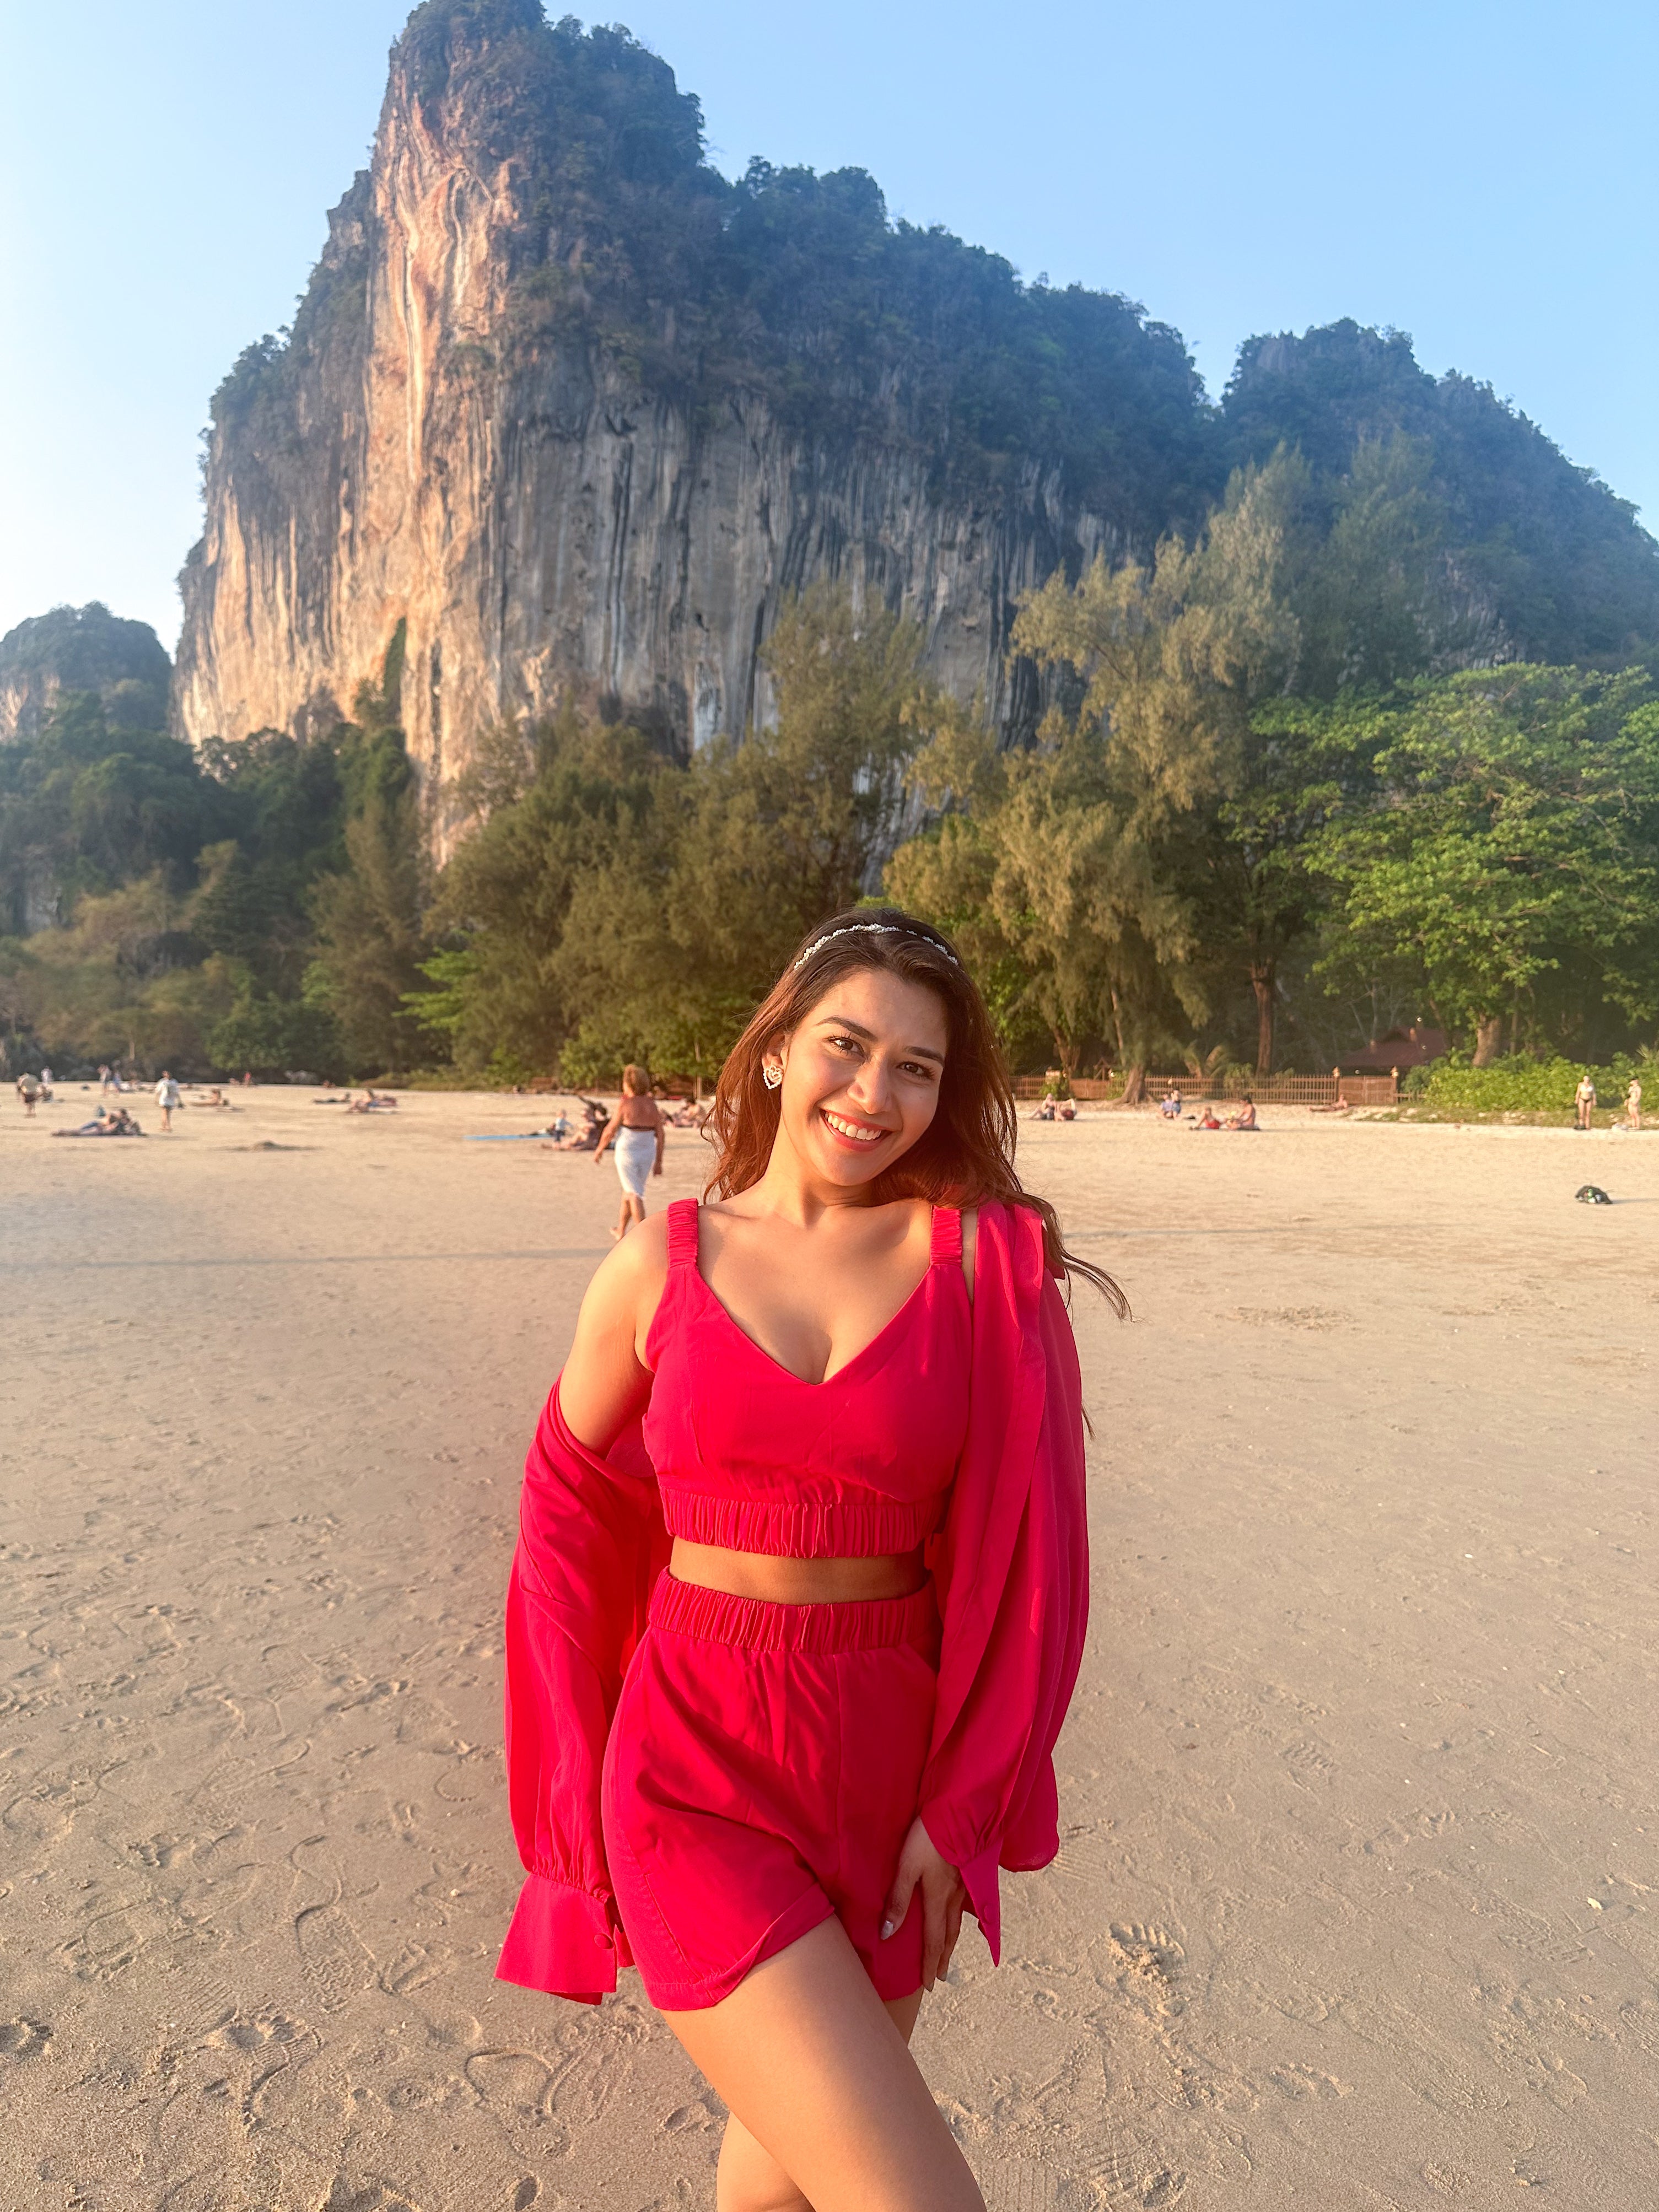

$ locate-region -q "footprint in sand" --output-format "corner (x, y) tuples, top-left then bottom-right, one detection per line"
(379, 1940), (455, 1995)
(976, 2160), (1071, 2211)
(464, 2048), (571, 2147)
(318, 2182), (424, 2212)
(0, 2018), (51, 2059)
(1091, 2138), (1189, 2208)
(295, 1900), (375, 2012)
(1268, 2063), (1350, 2100)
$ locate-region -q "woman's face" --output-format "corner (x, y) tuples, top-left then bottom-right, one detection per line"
(766, 965), (949, 1193)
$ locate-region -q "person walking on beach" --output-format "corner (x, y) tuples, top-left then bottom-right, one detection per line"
(1575, 1073), (1597, 1130)
(499, 908), (1120, 2210)
(595, 1064), (665, 1239)
(155, 1070), (181, 1132)
(17, 1071), (40, 1117)
(1627, 1075), (1643, 1132)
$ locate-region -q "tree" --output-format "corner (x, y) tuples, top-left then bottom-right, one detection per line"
(1311, 667), (1659, 1062)
(421, 585), (933, 1086)
(969, 456), (1305, 1091)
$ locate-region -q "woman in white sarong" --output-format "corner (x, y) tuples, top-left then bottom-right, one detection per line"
(596, 1065), (665, 1238)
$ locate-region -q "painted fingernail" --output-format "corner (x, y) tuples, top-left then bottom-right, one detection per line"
(879, 1919), (895, 1940)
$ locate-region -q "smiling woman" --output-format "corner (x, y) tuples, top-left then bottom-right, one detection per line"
(497, 905), (1117, 2211)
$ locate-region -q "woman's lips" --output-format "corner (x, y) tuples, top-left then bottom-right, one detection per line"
(820, 1107), (889, 1149)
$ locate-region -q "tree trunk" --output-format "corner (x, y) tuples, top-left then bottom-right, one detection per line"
(1121, 1064), (1146, 1106)
(1251, 959), (1276, 1078)
(1472, 1015), (1503, 1066)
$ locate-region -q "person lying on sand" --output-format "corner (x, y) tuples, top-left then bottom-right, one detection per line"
(55, 1108), (143, 1137)
(195, 1087), (232, 1109)
(346, 1087), (399, 1113)
(1310, 1092), (1352, 1114)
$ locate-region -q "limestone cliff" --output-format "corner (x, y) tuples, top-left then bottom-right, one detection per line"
(1, 603), (171, 744)
(178, 3), (1659, 830)
(174, 4), (1208, 832)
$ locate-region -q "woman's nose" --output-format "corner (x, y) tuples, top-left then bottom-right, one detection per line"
(847, 1059), (895, 1114)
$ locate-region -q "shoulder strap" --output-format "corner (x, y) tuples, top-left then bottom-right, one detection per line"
(930, 1203), (963, 1266)
(665, 1198), (699, 1269)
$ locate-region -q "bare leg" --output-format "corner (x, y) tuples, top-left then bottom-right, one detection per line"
(665, 1920), (982, 2212)
(715, 1990), (923, 2211)
(627, 1192), (647, 1229)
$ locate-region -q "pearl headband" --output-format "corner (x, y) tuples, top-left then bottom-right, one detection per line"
(791, 922), (960, 970)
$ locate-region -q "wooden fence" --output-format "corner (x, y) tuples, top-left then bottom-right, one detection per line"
(1014, 1071), (1399, 1107)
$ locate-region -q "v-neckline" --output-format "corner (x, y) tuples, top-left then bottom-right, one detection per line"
(691, 1218), (939, 1389)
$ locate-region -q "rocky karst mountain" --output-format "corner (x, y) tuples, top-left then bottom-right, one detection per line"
(1, 603), (171, 744)
(175, 0), (1659, 821)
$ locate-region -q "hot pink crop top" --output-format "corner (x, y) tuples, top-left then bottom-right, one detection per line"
(641, 1197), (971, 1557)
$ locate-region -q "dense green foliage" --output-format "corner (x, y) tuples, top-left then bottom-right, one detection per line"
(1405, 1054), (1653, 1117)
(0, 661), (427, 1080)
(7, 575), (1658, 1091)
(417, 589), (930, 1084)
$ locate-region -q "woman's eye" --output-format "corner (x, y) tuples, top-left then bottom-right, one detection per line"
(900, 1061), (938, 1082)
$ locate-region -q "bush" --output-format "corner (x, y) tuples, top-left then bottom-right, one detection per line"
(1415, 1053), (1655, 1114)
(207, 996), (341, 1080)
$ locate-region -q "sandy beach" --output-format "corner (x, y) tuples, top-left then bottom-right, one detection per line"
(3, 1085), (1656, 2211)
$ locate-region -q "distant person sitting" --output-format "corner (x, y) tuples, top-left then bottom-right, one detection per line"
(1195, 1106), (1222, 1131)
(1058, 1098), (1076, 1121)
(1225, 1098), (1258, 1131)
(1159, 1085), (1182, 1119)
(1032, 1097), (1057, 1121)
(1574, 1072), (1597, 1131)
(198, 1087), (231, 1109)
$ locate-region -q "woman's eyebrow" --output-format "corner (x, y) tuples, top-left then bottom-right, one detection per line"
(814, 1013), (945, 1065)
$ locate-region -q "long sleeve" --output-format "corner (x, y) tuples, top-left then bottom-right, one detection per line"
(495, 1384), (670, 2003)
(917, 1201), (1089, 1964)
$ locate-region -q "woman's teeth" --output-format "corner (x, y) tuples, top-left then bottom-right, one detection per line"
(822, 1110), (884, 1145)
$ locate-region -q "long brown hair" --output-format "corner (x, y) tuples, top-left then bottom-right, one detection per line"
(704, 906), (1128, 1314)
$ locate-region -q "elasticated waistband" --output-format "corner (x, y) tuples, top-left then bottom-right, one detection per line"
(648, 1571), (940, 1657)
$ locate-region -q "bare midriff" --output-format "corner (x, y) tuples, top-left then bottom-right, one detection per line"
(669, 1539), (928, 1604)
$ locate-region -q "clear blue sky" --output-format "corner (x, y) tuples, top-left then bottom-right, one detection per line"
(2, 0), (1653, 652)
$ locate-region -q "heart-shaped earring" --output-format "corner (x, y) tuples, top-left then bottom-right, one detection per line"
(762, 1063), (783, 1091)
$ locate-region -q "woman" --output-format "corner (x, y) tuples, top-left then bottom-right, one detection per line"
(498, 910), (1122, 2210)
(597, 1063), (666, 1238)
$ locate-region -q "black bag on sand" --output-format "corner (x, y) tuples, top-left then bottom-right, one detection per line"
(1575, 1184), (1613, 1205)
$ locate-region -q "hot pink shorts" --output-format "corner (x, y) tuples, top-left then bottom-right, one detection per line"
(600, 1572), (940, 2012)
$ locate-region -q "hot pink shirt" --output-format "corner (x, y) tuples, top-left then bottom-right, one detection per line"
(643, 1199), (970, 1557)
(497, 1197), (1090, 2003)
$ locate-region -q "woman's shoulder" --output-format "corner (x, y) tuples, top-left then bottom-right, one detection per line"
(579, 1211), (674, 1328)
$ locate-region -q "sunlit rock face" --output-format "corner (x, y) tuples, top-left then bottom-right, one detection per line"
(174, 4), (1183, 842)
